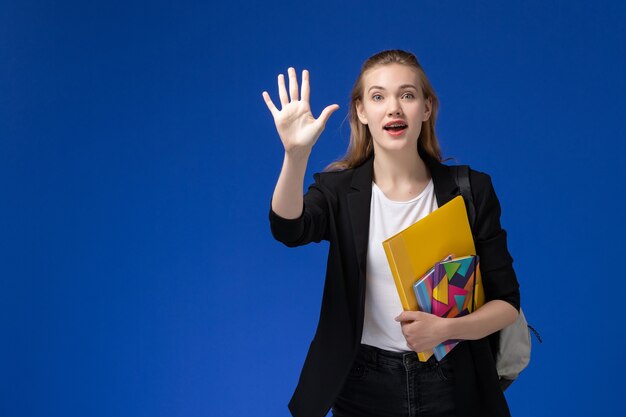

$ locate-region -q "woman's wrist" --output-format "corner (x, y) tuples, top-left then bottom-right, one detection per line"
(438, 300), (518, 341)
(285, 146), (313, 162)
(438, 317), (455, 341)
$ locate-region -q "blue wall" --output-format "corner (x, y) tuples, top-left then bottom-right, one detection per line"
(2, 0), (625, 416)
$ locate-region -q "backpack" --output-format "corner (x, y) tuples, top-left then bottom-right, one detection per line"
(453, 165), (541, 391)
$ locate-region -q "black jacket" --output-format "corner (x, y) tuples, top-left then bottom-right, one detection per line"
(269, 144), (520, 417)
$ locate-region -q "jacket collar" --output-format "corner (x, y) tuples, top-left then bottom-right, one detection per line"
(349, 144), (460, 205)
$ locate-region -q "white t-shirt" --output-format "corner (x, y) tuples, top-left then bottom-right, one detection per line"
(360, 178), (439, 352)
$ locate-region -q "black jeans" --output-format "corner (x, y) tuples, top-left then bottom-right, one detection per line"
(332, 344), (456, 417)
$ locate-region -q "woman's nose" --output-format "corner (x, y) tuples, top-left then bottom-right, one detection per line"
(387, 99), (402, 116)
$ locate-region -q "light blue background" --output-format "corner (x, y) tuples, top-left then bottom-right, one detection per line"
(2, 1), (625, 416)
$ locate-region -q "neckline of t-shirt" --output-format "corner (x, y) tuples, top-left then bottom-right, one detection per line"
(371, 178), (434, 204)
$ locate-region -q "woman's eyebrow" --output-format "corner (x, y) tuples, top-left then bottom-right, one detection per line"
(367, 84), (419, 92)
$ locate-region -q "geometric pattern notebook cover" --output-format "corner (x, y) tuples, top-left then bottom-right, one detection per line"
(431, 255), (483, 360)
(413, 255), (485, 361)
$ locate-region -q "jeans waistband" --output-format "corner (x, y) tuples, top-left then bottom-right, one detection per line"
(357, 343), (440, 371)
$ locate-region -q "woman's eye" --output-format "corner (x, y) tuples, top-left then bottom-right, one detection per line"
(402, 93), (415, 99)
(372, 94), (383, 101)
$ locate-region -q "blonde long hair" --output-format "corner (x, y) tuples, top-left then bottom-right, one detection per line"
(324, 50), (443, 172)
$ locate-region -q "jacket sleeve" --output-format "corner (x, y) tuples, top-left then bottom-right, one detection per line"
(268, 173), (330, 247)
(472, 172), (521, 312)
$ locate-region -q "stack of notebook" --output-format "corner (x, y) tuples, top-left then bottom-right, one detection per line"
(413, 255), (483, 360)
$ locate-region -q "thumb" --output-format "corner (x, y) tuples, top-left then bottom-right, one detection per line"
(395, 311), (424, 322)
(317, 104), (339, 126)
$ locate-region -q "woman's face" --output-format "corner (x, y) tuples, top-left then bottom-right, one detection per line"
(356, 63), (432, 154)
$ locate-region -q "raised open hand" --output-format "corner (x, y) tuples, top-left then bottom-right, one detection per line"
(262, 67), (339, 154)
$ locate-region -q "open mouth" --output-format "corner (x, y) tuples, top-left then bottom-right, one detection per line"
(383, 124), (408, 132)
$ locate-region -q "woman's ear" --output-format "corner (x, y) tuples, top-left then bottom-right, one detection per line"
(355, 100), (368, 125)
(423, 96), (432, 122)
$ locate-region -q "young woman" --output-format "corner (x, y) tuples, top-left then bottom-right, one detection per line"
(263, 50), (520, 417)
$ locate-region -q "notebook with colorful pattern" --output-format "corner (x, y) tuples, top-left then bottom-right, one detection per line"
(414, 255), (484, 360)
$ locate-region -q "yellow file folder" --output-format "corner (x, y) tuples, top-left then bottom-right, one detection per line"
(382, 195), (484, 361)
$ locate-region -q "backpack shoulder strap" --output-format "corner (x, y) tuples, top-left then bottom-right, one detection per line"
(452, 165), (476, 232)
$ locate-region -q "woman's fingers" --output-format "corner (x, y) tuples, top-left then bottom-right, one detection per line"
(262, 91), (278, 117)
(395, 311), (426, 322)
(288, 67), (299, 101)
(300, 69), (310, 103)
(266, 68), (337, 128)
(278, 73), (289, 107)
